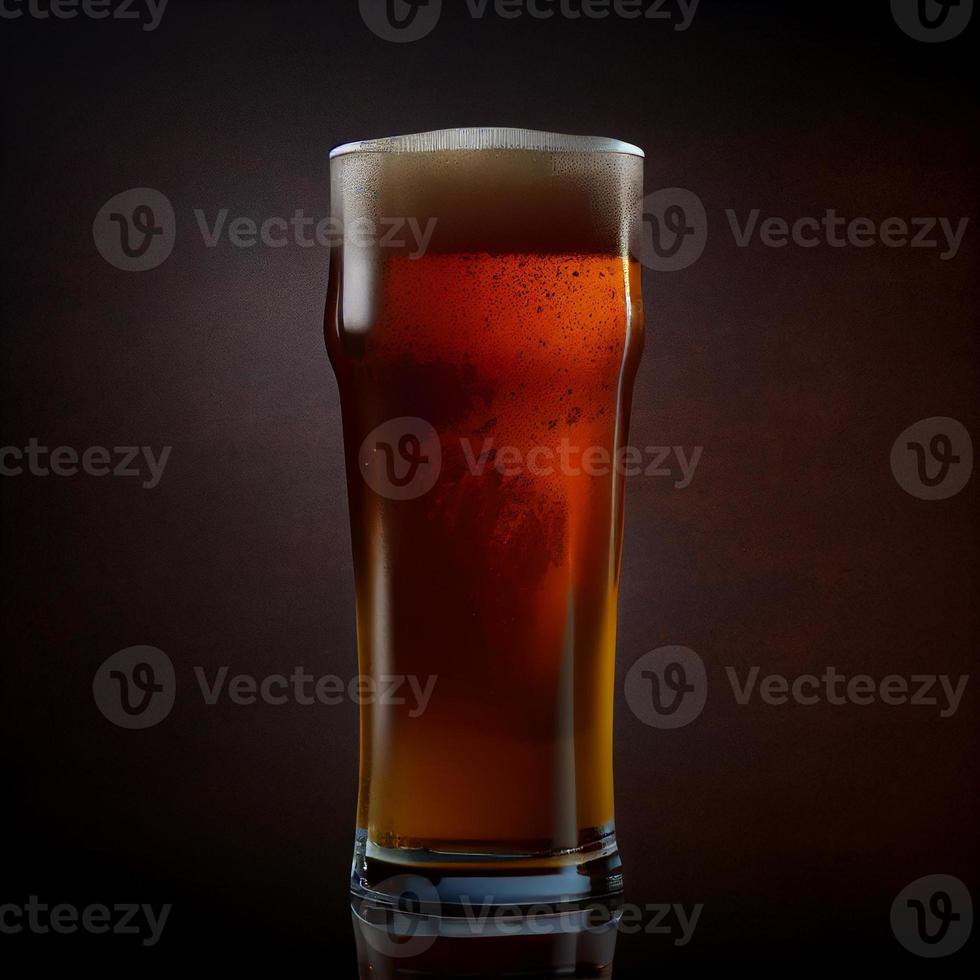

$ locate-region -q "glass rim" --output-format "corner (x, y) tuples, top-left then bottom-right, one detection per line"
(329, 127), (644, 160)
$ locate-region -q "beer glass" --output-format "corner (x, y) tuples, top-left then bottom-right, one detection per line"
(325, 128), (644, 909)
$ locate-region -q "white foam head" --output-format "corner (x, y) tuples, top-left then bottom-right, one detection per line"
(329, 127), (645, 257)
(330, 127), (644, 159)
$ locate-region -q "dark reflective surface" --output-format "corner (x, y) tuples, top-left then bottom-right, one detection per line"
(352, 896), (621, 978)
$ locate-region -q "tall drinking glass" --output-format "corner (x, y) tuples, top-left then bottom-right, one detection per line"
(325, 128), (644, 909)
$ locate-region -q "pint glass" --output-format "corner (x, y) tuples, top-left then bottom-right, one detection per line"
(325, 128), (644, 908)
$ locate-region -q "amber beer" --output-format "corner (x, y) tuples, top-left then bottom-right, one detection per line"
(326, 128), (644, 908)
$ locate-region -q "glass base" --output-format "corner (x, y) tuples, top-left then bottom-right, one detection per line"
(350, 828), (624, 914)
(352, 894), (623, 977)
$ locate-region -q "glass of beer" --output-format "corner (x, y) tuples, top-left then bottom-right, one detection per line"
(325, 128), (644, 910)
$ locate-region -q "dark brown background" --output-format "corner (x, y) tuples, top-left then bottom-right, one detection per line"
(1, 0), (976, 971)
